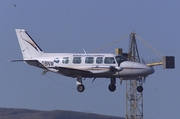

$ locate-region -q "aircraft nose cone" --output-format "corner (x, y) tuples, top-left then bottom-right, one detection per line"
(146, 66), (155, 75)
(132, 62), (155, 76)
(139, 63), (155, 75)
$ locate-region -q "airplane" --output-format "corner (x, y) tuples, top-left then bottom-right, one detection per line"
(12, 29), (154, 93)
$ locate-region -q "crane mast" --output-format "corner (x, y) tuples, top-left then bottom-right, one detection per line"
(126, 33), (143, 119)
(93, 31), (174, 119)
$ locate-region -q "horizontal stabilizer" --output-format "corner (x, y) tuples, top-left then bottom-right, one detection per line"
(11, 59), (47, 69)
(10, 60), (26, 62)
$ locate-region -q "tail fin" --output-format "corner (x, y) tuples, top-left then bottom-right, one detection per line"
(15, 29), (44, 59)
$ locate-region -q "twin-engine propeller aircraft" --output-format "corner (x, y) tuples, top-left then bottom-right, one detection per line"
(12, 29), (154, 92)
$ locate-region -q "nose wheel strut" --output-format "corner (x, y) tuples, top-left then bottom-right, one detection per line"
(137, 79), (143, 92)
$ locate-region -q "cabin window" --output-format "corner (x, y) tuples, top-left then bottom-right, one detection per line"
(85, 57), (94, 64)
(73, 57), (81, 64)
(104, 57), (115, 64)
(62, 57), (69, 64)
(96, 57), (103, 64)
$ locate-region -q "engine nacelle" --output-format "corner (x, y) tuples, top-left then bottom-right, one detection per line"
(110, 66), (123, 73)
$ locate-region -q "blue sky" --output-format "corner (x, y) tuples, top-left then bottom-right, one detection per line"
(0, 0), (179, 119)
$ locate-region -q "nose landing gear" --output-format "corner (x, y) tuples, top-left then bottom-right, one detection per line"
(137, 85), (143, 92)
(108, 78), (116, 92)
(137, 78), (144, 93)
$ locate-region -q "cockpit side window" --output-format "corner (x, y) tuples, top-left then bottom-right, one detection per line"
(73, 57), (81, 64)
(85, 57), (94, 64)
(115, 56), (126, 65)
(96, 57), (103, 64)
(104, 57), (115, 64)
(62, 57), (69, 64)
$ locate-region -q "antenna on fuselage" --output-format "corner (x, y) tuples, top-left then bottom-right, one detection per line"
(82, 48), (87, 54)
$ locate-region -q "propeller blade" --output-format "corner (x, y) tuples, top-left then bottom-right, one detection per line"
(141, 57), (145, 64)
(115, 67), (123, 72)
(118, 61), (121, 67)
(143, 77), (146, 83)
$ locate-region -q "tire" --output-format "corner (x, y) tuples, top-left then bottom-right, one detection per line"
(108, 84), (116, 92)
(137, 86), (143, 92)
(77, 84), (85, 92)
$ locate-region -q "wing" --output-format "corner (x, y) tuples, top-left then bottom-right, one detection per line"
(54, 65), (122, 78)
(11, 60), (122, 78)
(52, 66), (93, 77)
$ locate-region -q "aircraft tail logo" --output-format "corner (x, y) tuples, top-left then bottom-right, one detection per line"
(15, 29), (44, 59)
(23, 38), (39, 51)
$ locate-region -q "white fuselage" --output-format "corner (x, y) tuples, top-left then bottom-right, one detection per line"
(31, 53), (154, 79)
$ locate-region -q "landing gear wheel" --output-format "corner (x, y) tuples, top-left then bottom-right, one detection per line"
(108, 84), (116, 92)
(77, 84), (85, 92)
(137, 86), (143, 92)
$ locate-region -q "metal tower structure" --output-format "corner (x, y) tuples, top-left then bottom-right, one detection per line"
(92, 31), (174, 119)
(126, 33), (143, 119)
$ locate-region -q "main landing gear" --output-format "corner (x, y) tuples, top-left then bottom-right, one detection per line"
(77, 84), (85, 92)
(108, 84), (116, 92)
(76, 77), (85, 93)
(108, 78), (116, 92)
(76, 77), (118, 93)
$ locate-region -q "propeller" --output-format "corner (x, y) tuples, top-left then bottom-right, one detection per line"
(109, 58), (123, 73)
(115, 66), (123, 72)
(110, 66), (117, 73)
(109, 66), (123, 73)
(141, 57), (145, 64)
(141, 57), (154, 83)
(141, 57), (147, 83)
(116, 59), (123, 72)
(118, 60), (121, 67)
(142, 76), (146, 83)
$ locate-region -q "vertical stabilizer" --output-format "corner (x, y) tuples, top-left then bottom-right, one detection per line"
(15, 29), (43, 59)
